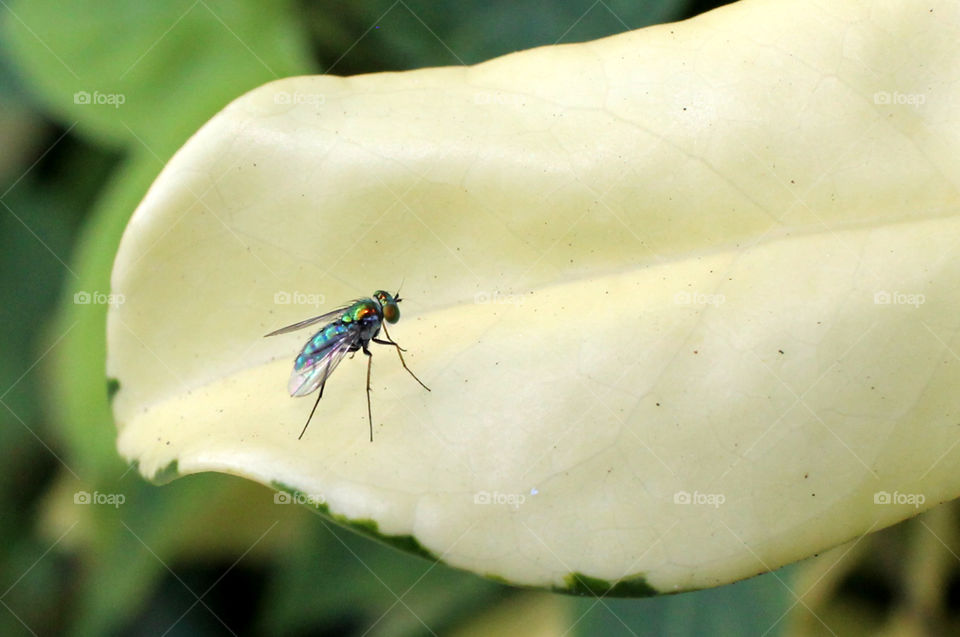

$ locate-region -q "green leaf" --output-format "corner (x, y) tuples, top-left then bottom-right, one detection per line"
(108, 0), (960, 594)
(258, 516), (505, 636)
(1, 0), (312, 148)
(9, 3), (317, 631)
(46, 151), (158, 479)
(570, 567), (795, 636)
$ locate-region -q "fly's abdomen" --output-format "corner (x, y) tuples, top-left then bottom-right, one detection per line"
(287, 321), (358, 397)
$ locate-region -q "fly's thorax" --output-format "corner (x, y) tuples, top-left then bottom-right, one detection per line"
(339, 299), (383, 343)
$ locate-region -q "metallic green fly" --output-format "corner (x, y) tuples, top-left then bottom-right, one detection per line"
(265, 290), (430, 441)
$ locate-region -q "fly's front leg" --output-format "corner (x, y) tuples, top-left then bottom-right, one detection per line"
(374, 322), (430, 392)
(375, 321), (409, 351)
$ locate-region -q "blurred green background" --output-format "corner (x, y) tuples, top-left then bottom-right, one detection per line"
(2, 1), (959, 635)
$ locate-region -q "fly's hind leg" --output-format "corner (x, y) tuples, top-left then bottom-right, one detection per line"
(362, 344), (374, 441)
(299, 345), (338, 440)
(299, 379), (326, 440)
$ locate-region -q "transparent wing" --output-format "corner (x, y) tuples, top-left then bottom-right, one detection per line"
(264, 300), (364, 337)
(288, 329), (359, 396)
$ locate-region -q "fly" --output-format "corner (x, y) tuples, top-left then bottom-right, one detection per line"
(265, 289), (430, 441)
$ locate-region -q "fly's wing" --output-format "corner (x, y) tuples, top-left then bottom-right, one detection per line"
(264, 300), (366, 337)
(288, 328), (359, 396)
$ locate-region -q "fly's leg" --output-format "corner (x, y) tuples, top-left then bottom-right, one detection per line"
(363, 344), (374, 442)
(300, 379), (326, 440)
(375, 323), (431, 392)
(299, 348), (336, 440)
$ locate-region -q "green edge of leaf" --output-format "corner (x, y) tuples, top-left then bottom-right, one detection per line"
(270, 482), (660, 596)
(106, 377), (120, 404)
(270, 481), (439, 561)
(482, 573), (512, 586)
(129, 459), (181, 485)
(557, 572), (658, 598)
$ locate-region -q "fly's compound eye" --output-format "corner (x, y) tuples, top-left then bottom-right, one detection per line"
(382, 303), (400, 324)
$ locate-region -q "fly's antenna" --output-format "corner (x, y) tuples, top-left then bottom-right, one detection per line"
(394, 277), (405, 303)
